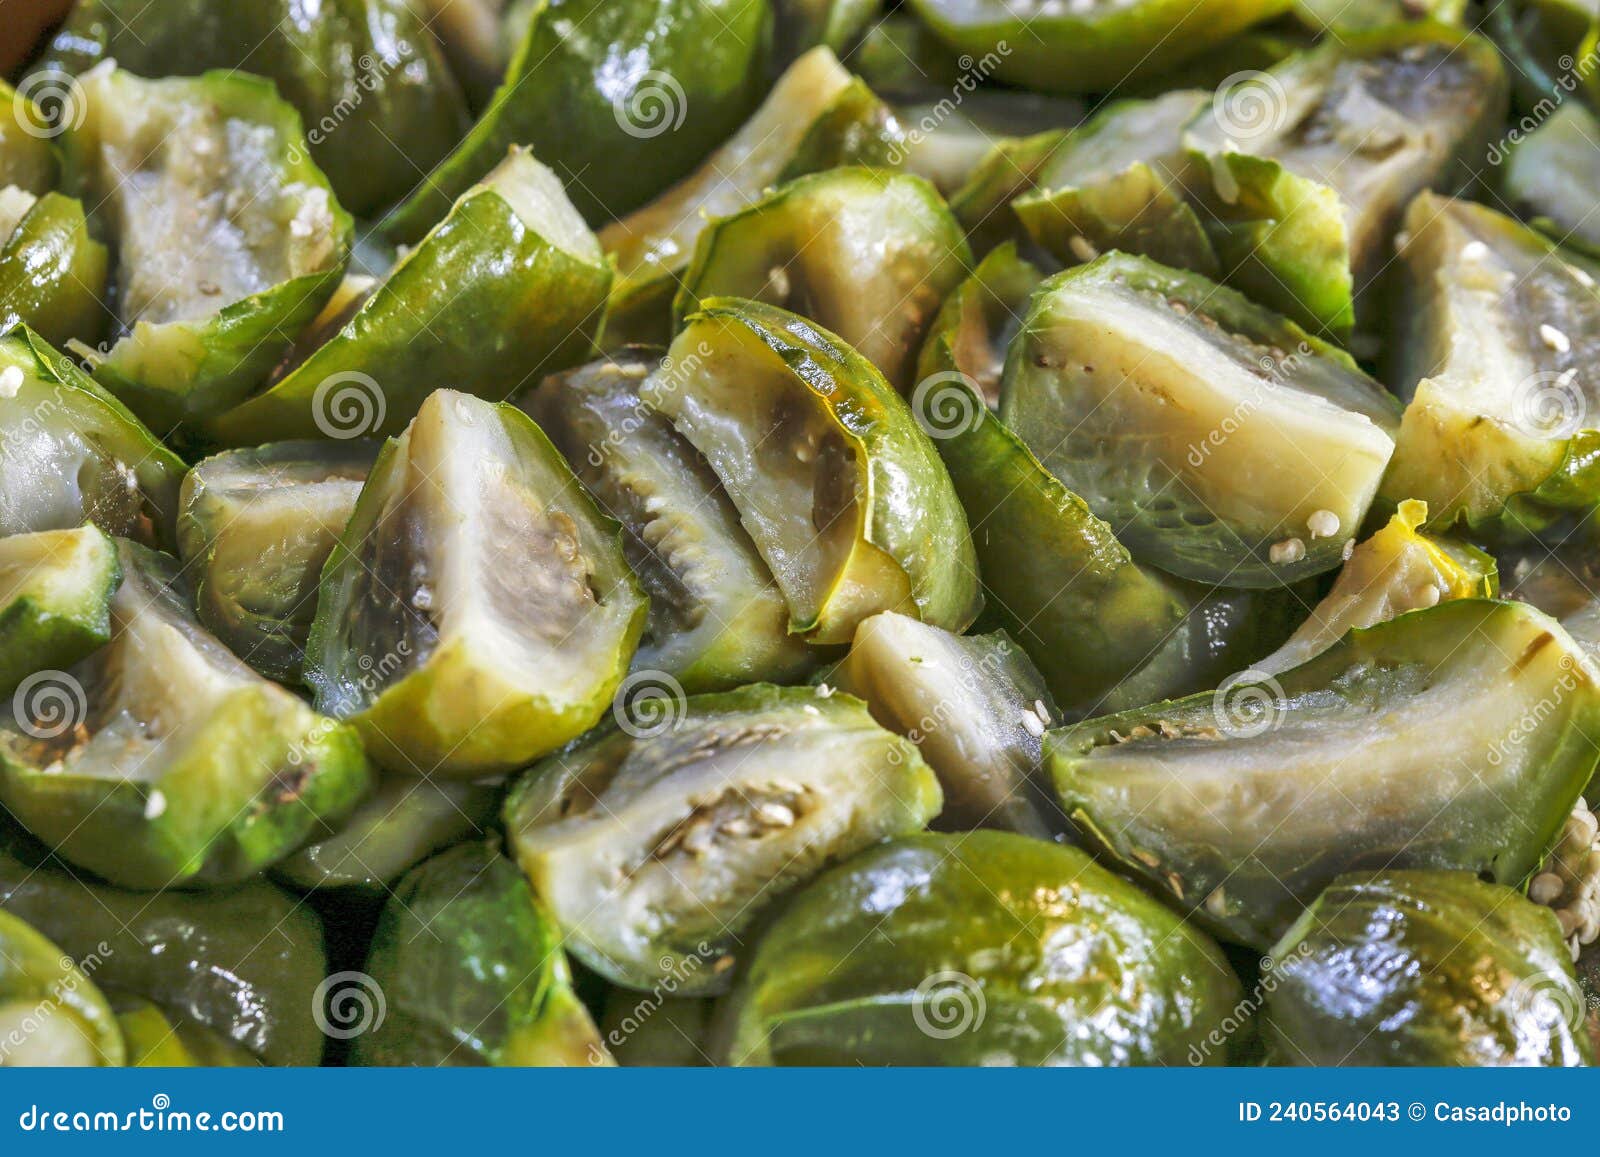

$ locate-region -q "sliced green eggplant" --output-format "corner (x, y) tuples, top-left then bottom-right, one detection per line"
(646, 298), (980, 644)
(715, 831), (1241, 1065)
(382, 0), (773, 239)
(1266, 871), (1592, 1066)
(114, 996), (261, 1067)
(1010, 90), (1216, 277)
(1505, 101), (1600, 258)
(272, 775), (500, 892)
(0, 540), (373, 890)
(0, 79), (59, 196)
(0, 327), (186, 546)
(0, 829), (330, 1065)
(1050, 598), (1600, 949)
(601, 993), (713, 1066)
(599, 47), (904, 348)
(0, 190), (108, 348)
(525, 349), (814, 691)
(902, 0), (1290, 94)
(0, 909), (123, 1067)
(62, 65), (350, 434)
(774, 0), (879, 62)
(836, 613), (1059, 837)
(914, 242), (1041, 407)
(848, 11), (971, 98)
(411, 0), (535, 107)
(351, 841), (607, 1066)
(1292, 0), (1466, 31)
(891, 91), (1085, 203)
(38, 0), (471, 217)
(505, 684), (943, 995)
(676, 168), (973, 391)
(178, 440), (376, 683)
(0, 524), (119, 699)
(1001, 253), (1400, 588)
(208, 148), (610, 445)
(306, 389), (647, 778)
(1253, 499), (1497, 675)
(1183, 24), (1507, 333)
(1380, 193), (1600, 536)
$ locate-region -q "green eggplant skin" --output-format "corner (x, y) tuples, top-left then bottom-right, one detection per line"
(1504, 101), (1600, 257)
(505, 683), (943, 996)
(114, 996), (262, 1067)
(0, 80), (59, 196)
(650, 297), (981, 644)
(382, 0), (774, 240)
(0, 191), (109, 349)
(1000, 252), (1400, 588)
(902, 0), (1291, 94)
(0, 524), (120, 700)
(716, 831), (1242, 1066)
(178, 440), (377, 684)
(350, 841), (607, 1067)
(208, 149), (610, 445)
(913, 241), (1041, 408)
(0, 328), (187, 548)
(1050, 599), (1600, 949)
(1265, 871), (1594, 1066)
(0, 908), (124, 1067)
(0, 826), (330, 1066)
(36, 0), (471, 216)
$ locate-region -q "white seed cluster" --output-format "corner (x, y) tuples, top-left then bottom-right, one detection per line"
(1529, 799), (1600, 961)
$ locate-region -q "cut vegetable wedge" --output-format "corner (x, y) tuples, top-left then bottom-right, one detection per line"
(0, 190), (108, 348)
(0, 909), (123, 1067)
(0, 524), (119, 699)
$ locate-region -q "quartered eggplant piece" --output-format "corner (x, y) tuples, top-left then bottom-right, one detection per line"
(1380, 193), (1600, 536)
(38, 0), (471, 216)
(0, 524), (119, 699)
(210, 149), (608, 444)
(63, 65), (351, 434)
(714, 831), (1241, 1066)
(351, 841), (606, 1067)
(1182, 24), (1507, 335)
(273, 775), (501, 892)
(382, 0), (773, 239)
(1252, 499), (1496, 675)
(178, 440), (376, 683)
(0, 828), (331, 1065)
(1001, 253), (1400, 588)
(525, 350), (814, 692)
(599, 47), (904, 348)
(836, 612), (1060, 837)
(114, 996), (260, 1067)
(676, 168), (973, 391)
(0, 541), (373, 890)
(1265, 871), (1592, 1066)
(914, 242), (1041, 407)
(1009, 90), (1216, 276)
(647, 298), (981, 644)
(306, 389), (647, 778)
(0, 188), (108, 348)
(504, 684), (943, 995)
(1050, 598), (1600, 949)
(0, 909), (123, 1067)
(901, 0), (1289, 94)
(0, 328), (186, 546)
(1505, 101), (1600, 257)
(0, 79), (58, 196)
